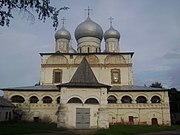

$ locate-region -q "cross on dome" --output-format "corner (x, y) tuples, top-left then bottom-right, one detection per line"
(85, 6), (93, 17)
(108, 17), (114, 26)
(61, 17), (66, 26)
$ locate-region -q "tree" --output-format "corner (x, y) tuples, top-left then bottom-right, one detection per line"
(150, 81), (163, 88)
(0, 0), (69, 29)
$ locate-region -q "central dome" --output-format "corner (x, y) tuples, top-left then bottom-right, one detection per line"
(74, 17), (103, 41)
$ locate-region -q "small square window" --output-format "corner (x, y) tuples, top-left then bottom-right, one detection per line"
(111, 69), (121, 84)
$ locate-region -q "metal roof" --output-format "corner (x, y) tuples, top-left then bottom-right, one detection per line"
(110, 85), (168, 92)
(1, 85), (59, 91)
(0, 97), (14, 107)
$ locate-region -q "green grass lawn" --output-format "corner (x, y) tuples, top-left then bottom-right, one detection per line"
(0, 122), (180, 135)
(95, 125), (180, 135)
(0, 121), (65, 135)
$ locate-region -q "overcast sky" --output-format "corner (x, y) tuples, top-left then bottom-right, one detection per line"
(0, 0), (180, 95)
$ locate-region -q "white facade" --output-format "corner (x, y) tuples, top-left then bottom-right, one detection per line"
(2, 14), (171, 128)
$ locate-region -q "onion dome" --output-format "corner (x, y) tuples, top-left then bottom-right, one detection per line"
(69, 45), (76, 53)
(55, 26), (71, 40)
(104, 25), (120, 40)
(74, 17), (103, 41)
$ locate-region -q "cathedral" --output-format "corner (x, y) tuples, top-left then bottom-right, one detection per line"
(2, 10), (171, 129)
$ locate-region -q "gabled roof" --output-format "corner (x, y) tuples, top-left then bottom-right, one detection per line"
(59, 57), (110, 88)
(0, 97), (14, 107)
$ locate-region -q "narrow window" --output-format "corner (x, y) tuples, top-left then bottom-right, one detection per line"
(53, 69), (62, 83)
(88, 47), (90, 53)
(111, 69), (121, 84)
(9, 112), (11, 120)
(5, 112), (8, 120)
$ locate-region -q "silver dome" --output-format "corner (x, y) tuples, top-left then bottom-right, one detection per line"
(55, 26), (71, 40)
(104, 26), (120, 40)
(74, 17), (103, 41)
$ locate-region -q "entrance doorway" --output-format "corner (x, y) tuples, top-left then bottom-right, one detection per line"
(76, 108), (90, 128)
(129, 116), (134, 125)
(151, 118), (158, 125)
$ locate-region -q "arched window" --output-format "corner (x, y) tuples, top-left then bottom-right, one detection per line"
(29, 96), (39, 103)
(85, 98), (99, 104)
(107, 95), (117, 103)
(42, 96), (52, 104)
(11, 95), (25, 103)
(121, 96), (132, 103)
(57, 97), (60, 104)
(151, 96), (161, 103)
(136, 96), (147, 103)
(67, 97), (82, 104)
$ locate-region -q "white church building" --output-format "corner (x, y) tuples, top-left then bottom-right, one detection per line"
(2, 11), (171, 129)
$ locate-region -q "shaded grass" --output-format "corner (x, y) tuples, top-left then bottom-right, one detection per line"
(95, 125), (180, 135)
(0, 121), (65, 135)
(1, 122), (180, 135)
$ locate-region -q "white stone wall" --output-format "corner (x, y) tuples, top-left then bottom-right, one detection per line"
(58, 87), (109, 129)
(107, 91), (171, 125)
(40, 54), (133, 86)
(3, 90), (60, 123)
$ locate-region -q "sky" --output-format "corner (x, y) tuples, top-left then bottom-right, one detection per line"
(0, 0), (180, 95)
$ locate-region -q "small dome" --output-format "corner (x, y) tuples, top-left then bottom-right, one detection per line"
(104, 26), (120, 40)
(74, 17), (103, 41)
(55, 26), (71, 40)
(69, 45), (76, 53)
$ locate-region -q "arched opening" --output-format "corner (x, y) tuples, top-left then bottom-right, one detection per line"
(152, 118), (158, 125)
(29, 96), (39, 103)
(67, 97), (83, 104)
(42, 96), (52, 104)
(107, 95), (117, 103)
(121, 96), (132, 103)
(85, 98), (99, 104)
(136, 96), (147, 103)
(151, 96), (161, 103)
(11, 95), (25, 103)
(56, 96), (60, 104)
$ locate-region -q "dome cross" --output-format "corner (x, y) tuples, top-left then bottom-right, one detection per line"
(61, 17), (66, 26)
(85, 6), (93, 17)
(108, 17), (114, 26)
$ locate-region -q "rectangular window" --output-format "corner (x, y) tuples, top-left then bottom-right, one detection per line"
(111, 69), (121, 84)
(5, 112), (8, 120)
(9, 112), (11, 120)
(53, 69), (62, 83)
